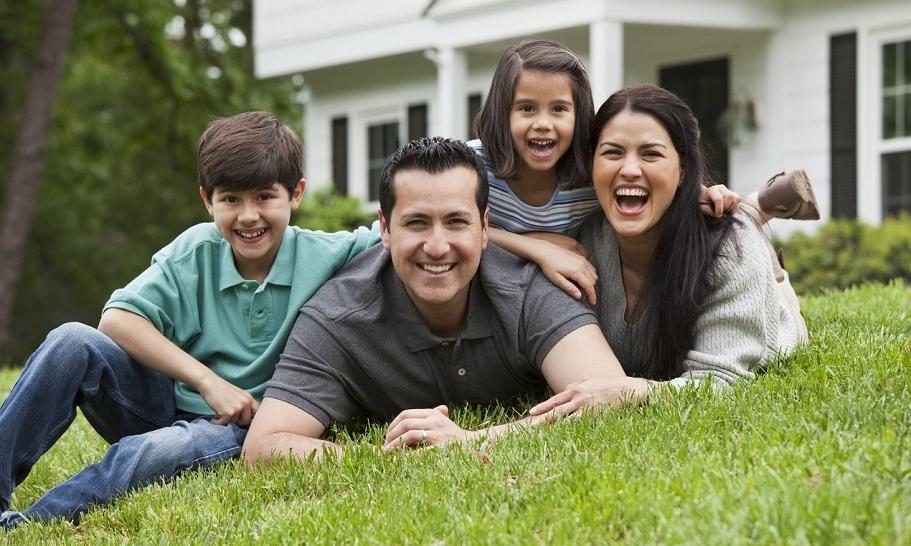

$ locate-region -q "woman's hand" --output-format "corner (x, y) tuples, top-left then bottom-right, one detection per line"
(528, 376), (655, 419)
(199, 374), (259, 426)
(524, 233), (598, 305)
(699, 184), (741, 217)
(383, 405), (470, 451)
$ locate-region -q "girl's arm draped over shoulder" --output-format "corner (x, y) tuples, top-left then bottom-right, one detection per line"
(488, 228), (598, 304)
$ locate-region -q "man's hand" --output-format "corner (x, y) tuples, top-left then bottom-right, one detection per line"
(383, 405), (470, 451)
(528, 376), (655, 420)
(523, 233), (598, 305)
(699, 184), (741, 217)
(198, 375), (259, 426)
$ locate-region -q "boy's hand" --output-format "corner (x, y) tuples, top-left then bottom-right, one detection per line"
(199, 375), (259, 426)
(699, 184), (741, 217)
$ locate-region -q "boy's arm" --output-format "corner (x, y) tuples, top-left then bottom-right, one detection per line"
(98, 308), (258, 425)
(488, 228), (598, 304)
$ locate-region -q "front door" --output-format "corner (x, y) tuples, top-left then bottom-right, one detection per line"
(660, 57), (730, 184)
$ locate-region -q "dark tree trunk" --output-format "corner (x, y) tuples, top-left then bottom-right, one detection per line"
(0, 0), (78, 361)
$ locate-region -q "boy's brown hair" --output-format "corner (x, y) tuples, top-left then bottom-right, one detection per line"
(197, 111), (302, 200)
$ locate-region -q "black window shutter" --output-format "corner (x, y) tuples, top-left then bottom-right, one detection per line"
(331, 116), (349, 195)
(830, 32), (857, 218)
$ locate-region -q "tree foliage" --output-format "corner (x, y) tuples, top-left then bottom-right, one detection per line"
(1, 0), (302, 363)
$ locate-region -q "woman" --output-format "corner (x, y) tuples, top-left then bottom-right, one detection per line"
(531, 84), (808, 415)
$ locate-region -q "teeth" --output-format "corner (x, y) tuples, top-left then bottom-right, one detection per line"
(239, 228), (265, 239)
(616, 187), (648, 197)
(529, 139), (554, 146)
(421, 264), (453, 274)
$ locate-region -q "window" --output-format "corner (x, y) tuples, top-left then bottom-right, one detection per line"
(367, 121), (399, 201)
(467, 93), (482, 140)
(882, 40), (911, 139)
(881, 38), (911, 215)
(882, 151), (911, 215)
(331, 116), (348, 195)
(407, 103), (428, 141)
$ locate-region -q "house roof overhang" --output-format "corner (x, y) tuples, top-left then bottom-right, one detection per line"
(254, 0), (784, 78)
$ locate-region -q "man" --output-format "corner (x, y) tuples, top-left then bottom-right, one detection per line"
(243, 137), (631, 463)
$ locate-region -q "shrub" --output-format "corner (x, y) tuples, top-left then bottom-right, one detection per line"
(776, 213), (911, 295)
(294, 187), (375, 233)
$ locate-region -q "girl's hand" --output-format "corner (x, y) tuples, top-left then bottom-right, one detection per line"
(529, 239), (598, 305)
(199, 375), (259, 426)
(699, 184), (741, 217)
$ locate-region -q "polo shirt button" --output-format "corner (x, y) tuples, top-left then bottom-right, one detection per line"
(457, 368), (466, 376)
(241, 284), (249, 290)
(256, 310), (264, 316)
(441, 341), (450, 347)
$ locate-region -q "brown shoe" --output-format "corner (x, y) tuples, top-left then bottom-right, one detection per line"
(757, 169), (820, 220)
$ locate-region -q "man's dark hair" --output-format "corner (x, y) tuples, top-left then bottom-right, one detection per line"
(197, 111), (302, 201)
(379, 137), (489, 220)
(474, 39), (594, 188)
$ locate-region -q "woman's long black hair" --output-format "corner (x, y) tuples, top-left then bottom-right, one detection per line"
(590, 84), (738, 379)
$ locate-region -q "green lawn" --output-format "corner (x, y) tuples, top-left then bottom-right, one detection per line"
(2, 282), (909, 545)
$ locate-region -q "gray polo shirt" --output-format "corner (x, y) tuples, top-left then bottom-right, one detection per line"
(266, 244), (598, 427)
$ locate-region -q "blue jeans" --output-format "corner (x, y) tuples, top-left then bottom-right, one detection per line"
(0, 323), (246, 528)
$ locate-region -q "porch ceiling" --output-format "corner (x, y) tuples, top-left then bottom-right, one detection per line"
(253, 0), (785, 77)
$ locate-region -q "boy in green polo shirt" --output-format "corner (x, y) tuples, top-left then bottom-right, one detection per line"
(0, 112), (378, 529)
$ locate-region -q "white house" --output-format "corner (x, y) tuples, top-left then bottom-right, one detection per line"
(253, 0), (911, 234)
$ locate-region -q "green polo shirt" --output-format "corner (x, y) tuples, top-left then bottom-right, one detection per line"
(104, 222), (380, 415)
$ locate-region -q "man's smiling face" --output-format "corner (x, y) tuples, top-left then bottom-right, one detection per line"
(379, 166), (489, 323)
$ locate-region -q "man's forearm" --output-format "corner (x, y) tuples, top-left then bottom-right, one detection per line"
(243, 432), (341, 465)
(466, 415), (542, 444)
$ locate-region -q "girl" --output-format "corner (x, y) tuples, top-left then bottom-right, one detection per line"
(470, 40), (817, 303)
(530, 84), (808, 416)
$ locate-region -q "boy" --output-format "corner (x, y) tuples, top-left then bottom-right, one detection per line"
(0, 112), (378, 529)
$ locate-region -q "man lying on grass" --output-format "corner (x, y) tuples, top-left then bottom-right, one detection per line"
(243, 137), (636, 461)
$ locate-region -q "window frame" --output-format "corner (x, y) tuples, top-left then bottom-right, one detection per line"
(872, 27), (911, 218)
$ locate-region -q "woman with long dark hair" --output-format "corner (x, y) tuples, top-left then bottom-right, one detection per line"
(531, 84), (808, 414)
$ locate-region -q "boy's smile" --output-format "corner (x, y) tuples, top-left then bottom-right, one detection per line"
(201, 180), (305, 282)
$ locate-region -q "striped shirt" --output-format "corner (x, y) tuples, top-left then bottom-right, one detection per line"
(467, 140), (600, 234)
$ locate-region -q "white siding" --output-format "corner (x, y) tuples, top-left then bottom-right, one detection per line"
(254, 0), (911, 232)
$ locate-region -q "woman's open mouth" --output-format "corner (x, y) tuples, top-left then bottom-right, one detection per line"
(615, 187), (649, 214)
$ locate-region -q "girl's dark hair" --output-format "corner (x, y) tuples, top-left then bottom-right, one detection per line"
(474, 39), (594, 188)
(590, 84), (737, 379)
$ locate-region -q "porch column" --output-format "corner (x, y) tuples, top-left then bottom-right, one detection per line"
(433, 46), (468, 139)
(589, 19), (623, 108)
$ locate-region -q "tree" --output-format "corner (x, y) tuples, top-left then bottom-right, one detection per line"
(0, 0), (79, 360)
(0, 0), (302, 364)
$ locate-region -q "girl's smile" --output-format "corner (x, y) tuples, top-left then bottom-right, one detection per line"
(509, 69), (575, 185)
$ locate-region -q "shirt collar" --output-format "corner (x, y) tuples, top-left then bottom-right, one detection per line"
(218, 228), (296, 290)
(386, 265), (493, 353)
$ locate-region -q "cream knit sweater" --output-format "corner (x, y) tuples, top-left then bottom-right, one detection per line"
(576, 214), (799, 388)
